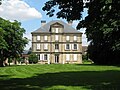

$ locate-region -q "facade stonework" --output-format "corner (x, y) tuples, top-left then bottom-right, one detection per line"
(31, 20), (82, 64)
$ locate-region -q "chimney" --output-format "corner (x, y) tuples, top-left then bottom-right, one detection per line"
(41, 20), (46, 26)
(68, 20), (73, 26)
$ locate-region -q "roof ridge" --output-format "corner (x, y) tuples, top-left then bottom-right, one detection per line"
(31, 20), (82, 34)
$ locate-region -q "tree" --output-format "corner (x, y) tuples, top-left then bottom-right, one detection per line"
(0, 18), (29, 67)
(0, 0), (1, 5)
(43, 0), (120, 65)
(78, 0), (120, 65)
(42, 0), (84, 21)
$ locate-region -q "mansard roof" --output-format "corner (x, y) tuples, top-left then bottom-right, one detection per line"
(31, 20), (82, 34)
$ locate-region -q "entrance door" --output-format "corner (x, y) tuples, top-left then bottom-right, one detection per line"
(55, 54), (59, 63)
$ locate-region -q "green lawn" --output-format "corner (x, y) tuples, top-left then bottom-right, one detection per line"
(0, 64), (120, 90)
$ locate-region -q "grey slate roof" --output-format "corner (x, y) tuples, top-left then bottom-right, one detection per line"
(32, 20), (82, 34)
(22, 50), (29, 55)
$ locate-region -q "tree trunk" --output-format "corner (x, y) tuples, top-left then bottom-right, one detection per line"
(0, 60), (4, 67)
(0, 49), (4, 67)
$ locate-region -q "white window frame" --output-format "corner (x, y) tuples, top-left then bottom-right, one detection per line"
(65, 44), (70, 50)
(74, 36), (77, 41)
(56, 28), (59, 33)
(55, 44), (59, 49)
(73, 44), (78, 50)
(55, 35), (59, 41)
(66, 36), (70, 41)
(66, 54), (70, 61)
(36, 43), (40, 50)
(37, 36), (40, 41)
(44, 36), (48, 41)
(44, 43), (48, 50)
(74, 54), (77, 61)
(40, 54), (44, 60)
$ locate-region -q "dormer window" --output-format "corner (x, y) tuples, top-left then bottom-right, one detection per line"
(44, 36), (48, 41)
(66, 36), (70, 41)
(37, 36), (40, 41)
(56, 28), (58, 33)
(74, 36), (77, 41)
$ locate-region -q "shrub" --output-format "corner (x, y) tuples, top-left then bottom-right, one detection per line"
(28, 53), (38, 64)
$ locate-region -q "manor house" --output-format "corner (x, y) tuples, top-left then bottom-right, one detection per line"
(31, 20), (82, 64)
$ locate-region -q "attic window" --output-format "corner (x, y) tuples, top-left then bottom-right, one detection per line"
(37, 36), (40, 41)
(56, 28), (58, 33)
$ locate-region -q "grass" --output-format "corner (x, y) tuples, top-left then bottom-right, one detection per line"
(0, 64), (120, 90)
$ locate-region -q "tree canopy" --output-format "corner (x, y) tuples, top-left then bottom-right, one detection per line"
(43, 0), (120, 65)
(0, 18), (29, 66)
(42, 0), (84, 21)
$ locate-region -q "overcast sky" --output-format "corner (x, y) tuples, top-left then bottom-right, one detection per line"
(0, 0), (88, 50)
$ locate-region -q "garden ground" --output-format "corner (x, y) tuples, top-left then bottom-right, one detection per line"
(0, 64), (120, 90)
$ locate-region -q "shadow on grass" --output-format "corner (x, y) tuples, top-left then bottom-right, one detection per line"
(0, 70), (120, 90)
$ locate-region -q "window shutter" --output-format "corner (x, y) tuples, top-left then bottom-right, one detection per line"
(77, 44), (78, 50)
(40, 54), (42, 60)
(37, 36), (40, 41)
(72, 44), (74, 50)
(65, 44), (66, 50)
(74, 54), (77, 61)
(48, 54), (50, 64)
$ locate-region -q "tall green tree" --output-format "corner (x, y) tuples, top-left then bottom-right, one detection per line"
(78, 0), (120, 65)
(0, 18), (29, 67)
(43, 0), (120, 65)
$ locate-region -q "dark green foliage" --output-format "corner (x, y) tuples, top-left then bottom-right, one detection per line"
(0, 0), (1, 5)
(42, 0), (84, 21)
(0, 18), (29, 66)
(28, 53), (38, 64)
(78, 0), (120, 65)
(43, 0), (120, 65)
(82, 54), (88, 61)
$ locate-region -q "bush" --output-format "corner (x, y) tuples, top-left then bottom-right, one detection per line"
(82, 54), (88, 61)
(28, 53), (38, 64)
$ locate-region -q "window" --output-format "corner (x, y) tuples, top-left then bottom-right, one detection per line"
(65, 44), (70, 50)
(73, 44), (77, 50)
(55, 44), (59, 49)
(37, 36), (40, 41)
(36, 43), (40, 50)
(74, 36), (77, 41)
(66, 54), (70, 61)
(44, 36), (47, 41)
(66, 36), (70, 41)
(55, 35), (59, 41)
(56, 28), (59, 33)
(44, 54), (47, 60)
(44, 44), (48, 50)
(74, 54), (77, 61)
